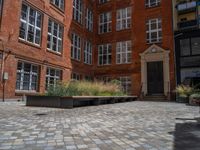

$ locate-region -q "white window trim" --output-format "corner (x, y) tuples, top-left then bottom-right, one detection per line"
(71, 33), (81, 61)
(116, 7), (132, 31)
(116, 41), (132, 64)
(98, 44), (112, 66)
(146, 18), (162, 44)
(84, 40), (92, 65)
(99, 12), (112, 34)
(19, 4), (42, 46)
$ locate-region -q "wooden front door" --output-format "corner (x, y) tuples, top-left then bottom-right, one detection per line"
(147, 61), (164, 95)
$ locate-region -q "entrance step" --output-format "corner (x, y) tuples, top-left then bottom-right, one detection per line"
(143, 95), (167, 101)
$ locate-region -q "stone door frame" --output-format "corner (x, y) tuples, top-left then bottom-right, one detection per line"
(140, 44), (170, 96)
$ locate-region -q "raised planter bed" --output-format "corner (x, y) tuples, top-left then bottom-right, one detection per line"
(26, 96), (137, 109)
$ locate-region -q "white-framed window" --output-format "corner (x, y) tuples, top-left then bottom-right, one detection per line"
(45, 67), (61, 90)
(86, 8), (93, 32)
(84, 40), (92, 65)
(71, 72), (81, 80)
(47, 19), (63, 53)
(99, 0), (110, 4)
(145, 0), (161, 7)
(116, 41), (132, 64)
(146, 18), (162, 44)
(99, 12), (112, 34)
(71, 33), (81, 61)
(50, 0), (64, 11)
(16, 62), (39, 91)
(19, 3), (42, 46)
(116, 7), (132, 31)
(73, 0), (83, 24)
(119, 76), (132, 95)
(98, 44), (112, 65)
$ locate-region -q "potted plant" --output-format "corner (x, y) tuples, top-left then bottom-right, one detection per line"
(175, 85), (194, 103)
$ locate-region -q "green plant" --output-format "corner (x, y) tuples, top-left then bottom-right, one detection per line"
(45, 82), (68, 97)
(46, 80), (125, 97)
(175, 85), (194, 97)
(190, 93), (200, 100)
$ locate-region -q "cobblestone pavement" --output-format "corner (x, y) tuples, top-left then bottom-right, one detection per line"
(0, 101), (199, 150)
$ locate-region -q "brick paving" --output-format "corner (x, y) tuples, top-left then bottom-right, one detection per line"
(0, 101), (199, 150)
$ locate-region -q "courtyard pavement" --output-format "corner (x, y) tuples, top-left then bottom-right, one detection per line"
(0, 101), (200, 150)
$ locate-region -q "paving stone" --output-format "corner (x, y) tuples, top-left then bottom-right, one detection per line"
(0, 101), (199, 150)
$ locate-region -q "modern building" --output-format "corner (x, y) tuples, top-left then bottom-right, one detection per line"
(173, 0), (200, 84)
(0, 0), (176, 100)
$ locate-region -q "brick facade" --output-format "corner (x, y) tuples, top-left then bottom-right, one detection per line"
(0, 0), (176, 100)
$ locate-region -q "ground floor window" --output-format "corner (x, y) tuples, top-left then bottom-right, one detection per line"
(46, 67), (61, 89)
(180, 68), (200, 82)
(71, 72), (81, 81)
(16, 62), (39, 91)
(119, 76), (132, 95)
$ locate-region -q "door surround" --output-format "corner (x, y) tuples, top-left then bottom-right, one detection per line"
(140, 44), (170, 96)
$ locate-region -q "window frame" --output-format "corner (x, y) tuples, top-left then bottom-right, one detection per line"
(84, 40), (93, 65)
(19, 3), (43, 46)
(116, 7), (132, 31)
(98, 44), (112, 66)
(47, 18), (64, 54)
(116, 41), (132, 64)
(45, 67), (62, 90)
(16, 61), (39, 92)
(50, 0), (65, 12)
(99, 12), (112, 34)
(146, 18), (162, 44)
(71, 32), (81, 61)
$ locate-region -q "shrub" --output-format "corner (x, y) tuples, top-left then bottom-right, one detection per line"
(45, 82), (68, 97)
(190, 93), (200, 100)
(46, 80), (125, 97)
(175, 85), (194, 97)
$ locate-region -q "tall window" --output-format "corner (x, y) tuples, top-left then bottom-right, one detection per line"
(145, 0), (161, 7)
(16, 62), (39, 91)
(46, 67), (61, 89)
(98, 44), (112, 65)
(84, 40), (92, 65)
(116, 7), (131, 31)
(73, 0), (82, 24)
(119, 76), (132, 95)
(146, 18), (162, 44)
(71, 33), (81, 61)
(47, 19), (63, 53)
(19, 4), (42, 45)
(86, 8), (93, 32)
(99, 0), (110, 4)
(180, 38), (200, 56)
(116, 41), (132, 64)
(99, 12), (112, 34)
(50, 0), (64, 11)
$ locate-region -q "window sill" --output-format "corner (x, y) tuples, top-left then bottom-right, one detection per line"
(47, 49), (62, 56)
(71, 58), (81, 62)
(49, 4), (65, 17)
(15, 90), (38, 95)
(145, 4), (161, 9)
(18, 39), (41, 49)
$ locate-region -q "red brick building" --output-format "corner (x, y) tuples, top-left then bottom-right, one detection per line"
(0, 0), (175, 100)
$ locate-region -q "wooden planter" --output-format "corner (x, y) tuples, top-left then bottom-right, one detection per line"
(26, 96), (137, 109)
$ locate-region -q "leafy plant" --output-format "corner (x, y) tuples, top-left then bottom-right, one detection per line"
(175, 85), (194, 98)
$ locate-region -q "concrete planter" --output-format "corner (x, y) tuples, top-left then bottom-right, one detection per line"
(26, 96), (137, 109)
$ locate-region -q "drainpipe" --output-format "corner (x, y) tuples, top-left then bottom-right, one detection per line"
(0, 39), (5, 102)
